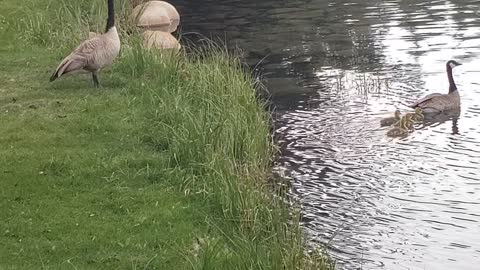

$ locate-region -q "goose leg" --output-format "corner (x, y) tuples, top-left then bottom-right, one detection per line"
(92, 72), (100, 88)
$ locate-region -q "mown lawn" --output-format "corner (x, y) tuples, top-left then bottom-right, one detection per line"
(1, 12), (206, 270)
(0, 0), (333, 269)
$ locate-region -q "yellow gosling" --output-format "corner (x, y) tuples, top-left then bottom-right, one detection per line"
(403, 113), (415, 130)
(387, 117), (410, 137)
(380, 110), (402, 126)
(411, 108), (424, 121)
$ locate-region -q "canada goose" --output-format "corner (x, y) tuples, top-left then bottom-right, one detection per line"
(393, 113), (414, 128)
(408, 60), (462, 113)
(410, 108), (424, 122)
(387, 117), (411, 137)
(403, 114), (415, 130)
(380, 110), (401, 126)
(88, 32), (100, 39)
(50, 0), (120, 87)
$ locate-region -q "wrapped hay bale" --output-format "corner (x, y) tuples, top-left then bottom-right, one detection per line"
(142, 30), (181, 51)
(132, 1), (180, 33)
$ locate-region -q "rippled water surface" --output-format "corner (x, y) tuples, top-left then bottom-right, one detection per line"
(174, 0), (480, 268)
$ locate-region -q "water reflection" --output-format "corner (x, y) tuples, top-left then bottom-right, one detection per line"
(421, 109), (461, 135)
(174, 0), (480, 269)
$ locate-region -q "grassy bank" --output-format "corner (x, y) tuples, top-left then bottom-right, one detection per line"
(0, 0), (333, 269)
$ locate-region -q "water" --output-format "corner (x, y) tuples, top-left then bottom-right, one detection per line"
(173, 0), (480, 268)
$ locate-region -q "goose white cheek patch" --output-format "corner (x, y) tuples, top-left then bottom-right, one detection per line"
(449, 62), (456, 69)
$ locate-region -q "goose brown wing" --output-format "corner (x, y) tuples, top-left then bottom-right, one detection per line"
(408, 93), (443, 108)
(50, 37), (102, 80)
(418, 94), (459, 111)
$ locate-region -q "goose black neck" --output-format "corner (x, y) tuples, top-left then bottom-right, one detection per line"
(105, 0), (115, 33)
(447, 64), (457, 93)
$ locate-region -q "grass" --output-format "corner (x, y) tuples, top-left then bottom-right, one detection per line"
(0, 0), (333, 269)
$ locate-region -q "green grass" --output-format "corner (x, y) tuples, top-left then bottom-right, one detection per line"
(0, 0), (333, 269)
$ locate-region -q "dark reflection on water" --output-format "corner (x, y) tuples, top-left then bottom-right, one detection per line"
(173, 0), (480, 269)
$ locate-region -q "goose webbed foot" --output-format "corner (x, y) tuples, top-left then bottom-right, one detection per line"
(92, 72), (100, 88)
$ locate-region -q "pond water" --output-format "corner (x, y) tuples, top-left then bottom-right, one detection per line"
(173, 0), (480, 269)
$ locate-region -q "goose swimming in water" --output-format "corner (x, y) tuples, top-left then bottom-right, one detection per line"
(408, 60), (462, 113)
(50, 0), (120, 87)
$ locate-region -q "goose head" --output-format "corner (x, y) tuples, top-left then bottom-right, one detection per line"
(447, 60), (462, 69)
(394, 110), (401, 119)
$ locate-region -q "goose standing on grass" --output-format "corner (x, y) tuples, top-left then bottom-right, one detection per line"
(408, 60), (462, 113)
(50, 0), (120, 88)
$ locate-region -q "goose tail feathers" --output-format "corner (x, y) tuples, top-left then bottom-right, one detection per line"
(50, 60), (68, 82)
(49, 57), (82, 82)
(49, 70), (60, 82)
